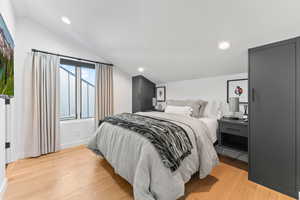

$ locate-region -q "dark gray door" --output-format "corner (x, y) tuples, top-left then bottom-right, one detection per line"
(296, 38), (300, 191)
(249, 40), (296, 197)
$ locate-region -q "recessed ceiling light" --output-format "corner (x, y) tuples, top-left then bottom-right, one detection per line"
(61, 16), (71, 25)
(138, 67), (144, 72)
(218, 41), (230, 50)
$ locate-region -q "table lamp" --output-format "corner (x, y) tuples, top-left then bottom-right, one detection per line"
(229, 97), (240, 120)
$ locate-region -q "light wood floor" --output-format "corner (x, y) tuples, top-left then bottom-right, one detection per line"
(4, 146), (295, 200)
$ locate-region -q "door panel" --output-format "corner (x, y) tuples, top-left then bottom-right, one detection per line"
(297, 38), (300, 191)
(249, 42), (296, 196)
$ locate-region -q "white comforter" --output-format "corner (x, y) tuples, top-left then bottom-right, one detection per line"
(87, 112), (219, 200)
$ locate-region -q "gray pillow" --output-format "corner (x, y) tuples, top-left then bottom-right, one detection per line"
(166, 99), (208, 118)
(197, 100), (208, 117)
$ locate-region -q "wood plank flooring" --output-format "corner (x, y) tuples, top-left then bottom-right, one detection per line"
(4, 146), (295, 200)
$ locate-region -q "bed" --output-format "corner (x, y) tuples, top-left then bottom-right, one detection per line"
(199, 117), (218, 144)
(88, 111), (219, 200)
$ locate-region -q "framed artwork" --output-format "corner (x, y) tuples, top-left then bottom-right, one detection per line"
(0, 14), (14, 98)
(227, 78), (248, 104)
(156, 86), (166, 102)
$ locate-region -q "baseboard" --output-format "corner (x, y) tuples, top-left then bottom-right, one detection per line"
(60, 138), (90, 150)
(0, 178), (7, 199)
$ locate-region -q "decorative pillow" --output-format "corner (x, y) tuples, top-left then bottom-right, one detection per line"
(197, 100), (208, 117)
(167, 99), (208, 118)
(164, 105), (193, 116)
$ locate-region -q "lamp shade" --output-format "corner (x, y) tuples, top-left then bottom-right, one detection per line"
(152, 98), (157, 107)
(229, 97), (239, 112)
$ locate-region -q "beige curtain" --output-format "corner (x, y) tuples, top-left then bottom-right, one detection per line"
(95, 64), (113, 125)
(23, 52), (60, 157)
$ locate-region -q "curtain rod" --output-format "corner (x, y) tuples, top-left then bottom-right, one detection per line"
(31, 49), (114, 66)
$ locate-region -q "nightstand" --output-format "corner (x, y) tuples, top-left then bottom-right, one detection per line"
(217, 118), (248, 162)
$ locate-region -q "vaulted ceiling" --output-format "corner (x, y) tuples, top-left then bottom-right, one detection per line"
(11, 0), (300, 83)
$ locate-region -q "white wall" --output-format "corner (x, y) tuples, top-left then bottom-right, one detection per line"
(0, 99), (6, 198)
(158, 73), (247, 113)
(0, 0), (16, 196)
(114, 69), (132, 114)
(162, 73), (247, 102)
(14, 18), (132, 157)
(60, 119), (95, 149)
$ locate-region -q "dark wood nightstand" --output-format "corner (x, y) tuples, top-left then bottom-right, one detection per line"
(217, 118), (248, 162)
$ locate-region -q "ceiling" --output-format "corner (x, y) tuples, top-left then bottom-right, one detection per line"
(11, 0), (300, 83)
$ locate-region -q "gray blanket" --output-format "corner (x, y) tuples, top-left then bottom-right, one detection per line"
(100, 113), (193, 171)
(88, 112), (219, 200)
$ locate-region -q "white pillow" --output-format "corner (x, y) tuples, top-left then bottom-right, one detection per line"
(203, 100), (222, 119)
(164, 105), (193, 116)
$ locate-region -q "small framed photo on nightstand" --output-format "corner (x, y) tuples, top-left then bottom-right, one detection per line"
(156, 86), (166, 102)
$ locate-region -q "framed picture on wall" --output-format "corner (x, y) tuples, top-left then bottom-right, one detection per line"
(156, 86), (166, 102)
(227, 79), (248, 104)
(0, 14), (15, 98)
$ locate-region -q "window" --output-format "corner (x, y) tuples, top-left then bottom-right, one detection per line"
(80, 67), (95, 118)
(59, 59), (95, 120)
(60, 65), (76, 120)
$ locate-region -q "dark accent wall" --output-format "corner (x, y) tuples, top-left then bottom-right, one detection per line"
(132, 75), (155, 113)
